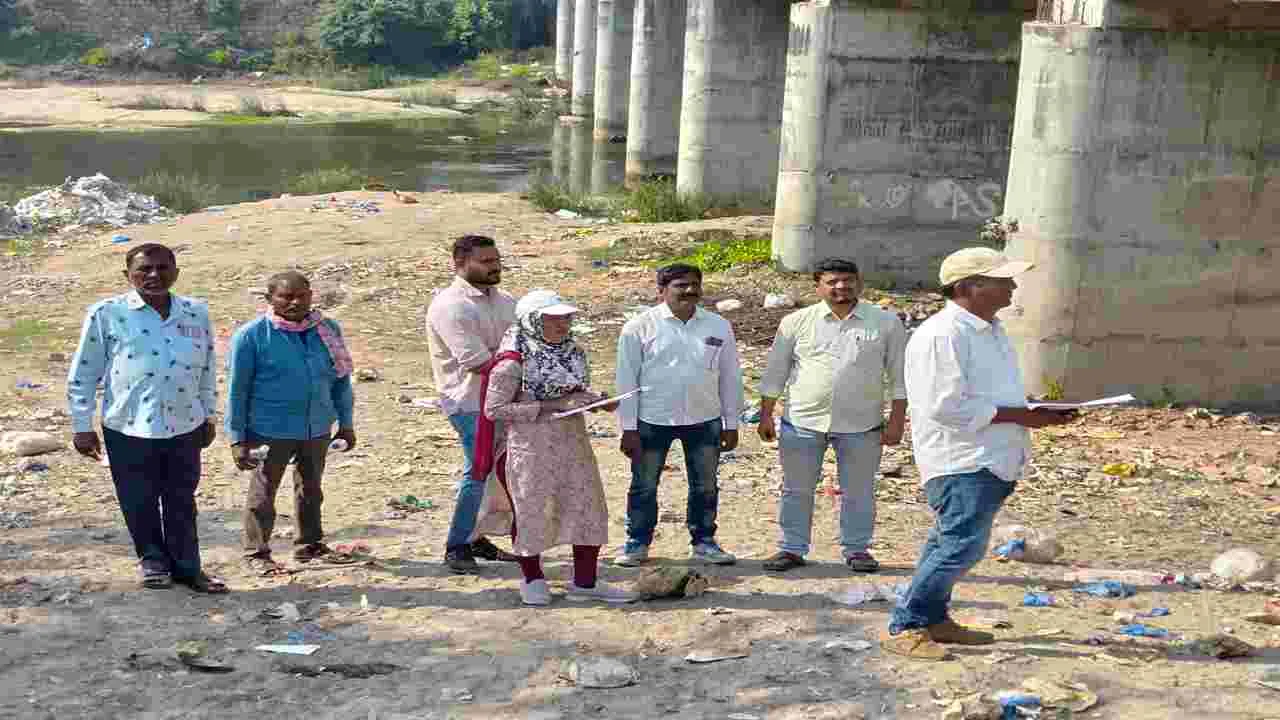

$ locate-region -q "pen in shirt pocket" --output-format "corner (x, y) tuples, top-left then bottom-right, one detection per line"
(703, 336), (723, 369)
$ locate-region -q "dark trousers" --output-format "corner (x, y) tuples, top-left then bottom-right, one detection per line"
(242, 436), (329, 556)
(102, 426), (203, 578)
(625, 419), (723, 547)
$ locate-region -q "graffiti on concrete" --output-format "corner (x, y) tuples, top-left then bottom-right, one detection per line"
(831, 177), (1003, 220)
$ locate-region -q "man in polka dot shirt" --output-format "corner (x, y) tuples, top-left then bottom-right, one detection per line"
(67, 243), (225, 593)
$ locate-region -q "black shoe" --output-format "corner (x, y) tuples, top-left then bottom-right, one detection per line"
(471, 537), (519, 563)
(444, 546), (478, 574)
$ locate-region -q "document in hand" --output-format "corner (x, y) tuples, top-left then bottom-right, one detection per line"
(1026, 393), (1136, 411)
(550, 386), (650, 419)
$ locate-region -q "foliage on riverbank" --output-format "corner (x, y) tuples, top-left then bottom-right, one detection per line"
(288, 166), (367, 195)
(132, 171), (221, 214)
(526, 176), (759, 226)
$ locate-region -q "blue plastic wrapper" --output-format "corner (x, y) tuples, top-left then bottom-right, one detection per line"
(1144, 607), (1171, 617)
(1118, 623), (1170, 638)
(994, 538), (1026, 558)
(1022, 591), (1055, 607)
(1074, 580), (1136, 598)
(111, 234), (131, 244)
(995, 691), (1041, 720)
(740, 405), (761, 424)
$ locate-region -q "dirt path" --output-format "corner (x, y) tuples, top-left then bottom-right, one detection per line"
(1, 192), (1278, 719)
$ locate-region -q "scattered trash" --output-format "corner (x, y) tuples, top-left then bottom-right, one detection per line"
(940, 692), (1001, 720)
(1074, 581), (1136, 598)
(440, 687), (475, 702)
(1118, 624), (1170, 638)
(1144, 607), (1171, 617)
(822, 638), (873, 653)
(1171, 634), (1255, 659)
(554, 209), (580, 219)
(0, 431), (63, 457)
(20, 461), (49, 473)
(993, 691), (1040, 718)
(0, 202), (30, 237)
(715, 298), (743, 312)
(110, 234), (131, 244)
(14, 379), (45, 390)
(1257, 667), (1280, 691)
(410, 397), (442, 410)
(287, 624), (336, 644)
(685, 642), (750, 663)
(13, 174), (170, 230)
(1022, 592), (1055, 607)
(1210, 548), (1273, 584)
(175, 640), (234, 673)
(355, 368), (381, 382)
(762, 293), (796, 309)
(1064, 568), (1172, 586)
(739, 403), (761, 424)
(568, 657), (638, 688)
(328, 438), (349, 452)
(248, 446), (271, 461)
(0, 511), (32, 530)
(1101, 462), (1136, 477)
(990, 524), (1061, 564)
(277, 662), (401, 678)
(634, 567), (709, 600)
(255, 644), (320, 655)
(828, 582), (908, 606)
(276, 602), (301, 623)
(387, 495), (434, 512)
(1020, 678), (1098, 713)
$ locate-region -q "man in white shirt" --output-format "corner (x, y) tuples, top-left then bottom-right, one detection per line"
(882, 247), (1074, 661)
(426, 235), (520, 574)
(757, 259), (907, 574)
(615, 264), (744, 567)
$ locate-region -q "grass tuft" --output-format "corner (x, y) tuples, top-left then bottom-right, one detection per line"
(397, 86), (455, 107)
(662, 234), (773, 273)
(288, 166), (368, 195)
(234, 95), (297, 117)
(0, 318), (56, 353)
(525, 174), (613, 217)
(622, 179), (712, 223)
(131, 171), (221, 214)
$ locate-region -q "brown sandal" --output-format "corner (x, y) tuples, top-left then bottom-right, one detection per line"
(244, 555), (294, 577)
(174, 572), (229, 594)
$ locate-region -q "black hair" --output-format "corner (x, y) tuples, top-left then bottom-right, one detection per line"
(812, 258), (860, 282)
(265, 270), (311, 295)
(453, 234), (497, 263)
(124, 243), (176, 268)
(656, 263), (702, 288)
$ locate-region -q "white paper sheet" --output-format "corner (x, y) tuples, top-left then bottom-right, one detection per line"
(255, 644), (320, 655)
(550, 386), (649, 419)
(1027, 393), (1136, 411)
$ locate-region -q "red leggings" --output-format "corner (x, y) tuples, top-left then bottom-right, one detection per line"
(518, 545), (601, 587)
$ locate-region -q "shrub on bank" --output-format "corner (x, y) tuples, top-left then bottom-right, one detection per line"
(288, 166), (368, 195)
(622, 179), (712, 223)
(132, 171), (221, 214)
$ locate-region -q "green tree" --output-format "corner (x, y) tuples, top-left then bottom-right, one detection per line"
(208, 0), (241, 39)
(449, 0), (511, 57)
(319, 0), (456, 67)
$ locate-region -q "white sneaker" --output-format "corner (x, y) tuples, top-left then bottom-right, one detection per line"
(520, 578), (551, 606)
(691, 542), (736, 565)
(613, 544), (649, 567)
(567, 581), (639, 604)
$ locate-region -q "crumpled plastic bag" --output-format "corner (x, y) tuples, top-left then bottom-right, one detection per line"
(14, 174), (169, 229)
(1210, 548), (1273, 584)
(0, 202), (31, 238)
(633, 567), (709, 600)
(991, 524), (1061, 564)
(0, 431), (63, 457)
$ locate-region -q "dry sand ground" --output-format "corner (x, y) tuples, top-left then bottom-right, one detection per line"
(1, 191), (1279, 719)
(0, 81), (517, 129)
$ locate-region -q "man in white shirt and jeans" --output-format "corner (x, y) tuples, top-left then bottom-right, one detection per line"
(882, 247), (1075, 661)
(757, 258), (907, 574)
(615, 264), (744, 567)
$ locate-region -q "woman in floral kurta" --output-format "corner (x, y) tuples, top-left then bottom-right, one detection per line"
(481, 289), (638, 606)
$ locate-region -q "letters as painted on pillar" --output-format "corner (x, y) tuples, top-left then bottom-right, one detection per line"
(828, 176), (1003, 221)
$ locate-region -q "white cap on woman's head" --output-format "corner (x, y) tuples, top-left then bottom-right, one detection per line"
(517, 289), (580, 318)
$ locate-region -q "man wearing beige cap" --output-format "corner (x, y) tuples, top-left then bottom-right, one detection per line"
(882, 247), (1075, 661)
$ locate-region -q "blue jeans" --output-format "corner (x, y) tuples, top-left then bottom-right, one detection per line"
(777, 419), (882, 558)
(625, 419), (722, 547)
(889, 470), (1015, 633)
(445, 412), (485, 550)
(102, 426), (203, 579)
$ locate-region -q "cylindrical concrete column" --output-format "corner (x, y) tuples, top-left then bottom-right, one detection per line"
(555, 0), (575, 85)
(1002, 22), (1280, 408)
(550, 119), (571, 183)
(677, 0), (790, 199)
(625, 0), (686, 186)
(566, 116), (593, 194)
(593, 0), (635, 140)
(571, 0), (598, 117)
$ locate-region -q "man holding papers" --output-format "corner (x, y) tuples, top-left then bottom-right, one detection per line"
(882, 247), (1076, 661)
(614, 263), (745, 567)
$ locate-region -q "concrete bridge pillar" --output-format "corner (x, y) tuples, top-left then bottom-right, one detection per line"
(594, 0), (635, 140)
(1002, 0), (1280, 408)
(555, 0), (575, 85)
(772, 1), (1033, 283)
(571, 0), (597, 116)
(677, 0), (790, 199)
(625, 0), (686, 185)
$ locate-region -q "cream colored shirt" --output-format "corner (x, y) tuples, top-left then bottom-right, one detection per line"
(759, 301), (907, 434)
(905, 302), (1031, 484)
(616, 304), (743, 431)
(425, 277), (516, 415)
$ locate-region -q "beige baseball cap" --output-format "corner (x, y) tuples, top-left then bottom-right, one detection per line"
(938, 247), (1034, 287)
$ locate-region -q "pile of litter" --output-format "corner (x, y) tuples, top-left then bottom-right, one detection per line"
(0, 203), (30, 238)
(10, 174), (170, 232)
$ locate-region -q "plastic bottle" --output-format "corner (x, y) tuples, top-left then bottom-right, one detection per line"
(329, 438), (349, 452)
(248, 445), (270, 461)
(1022, 591), (1056, 607)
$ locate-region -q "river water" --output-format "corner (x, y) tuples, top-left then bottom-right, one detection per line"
(0, 114), (626, 205)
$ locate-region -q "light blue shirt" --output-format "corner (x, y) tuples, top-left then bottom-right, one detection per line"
(67, 291), (217, 439)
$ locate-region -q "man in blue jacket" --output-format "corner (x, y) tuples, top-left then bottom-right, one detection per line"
(225, 270), (357, 574)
